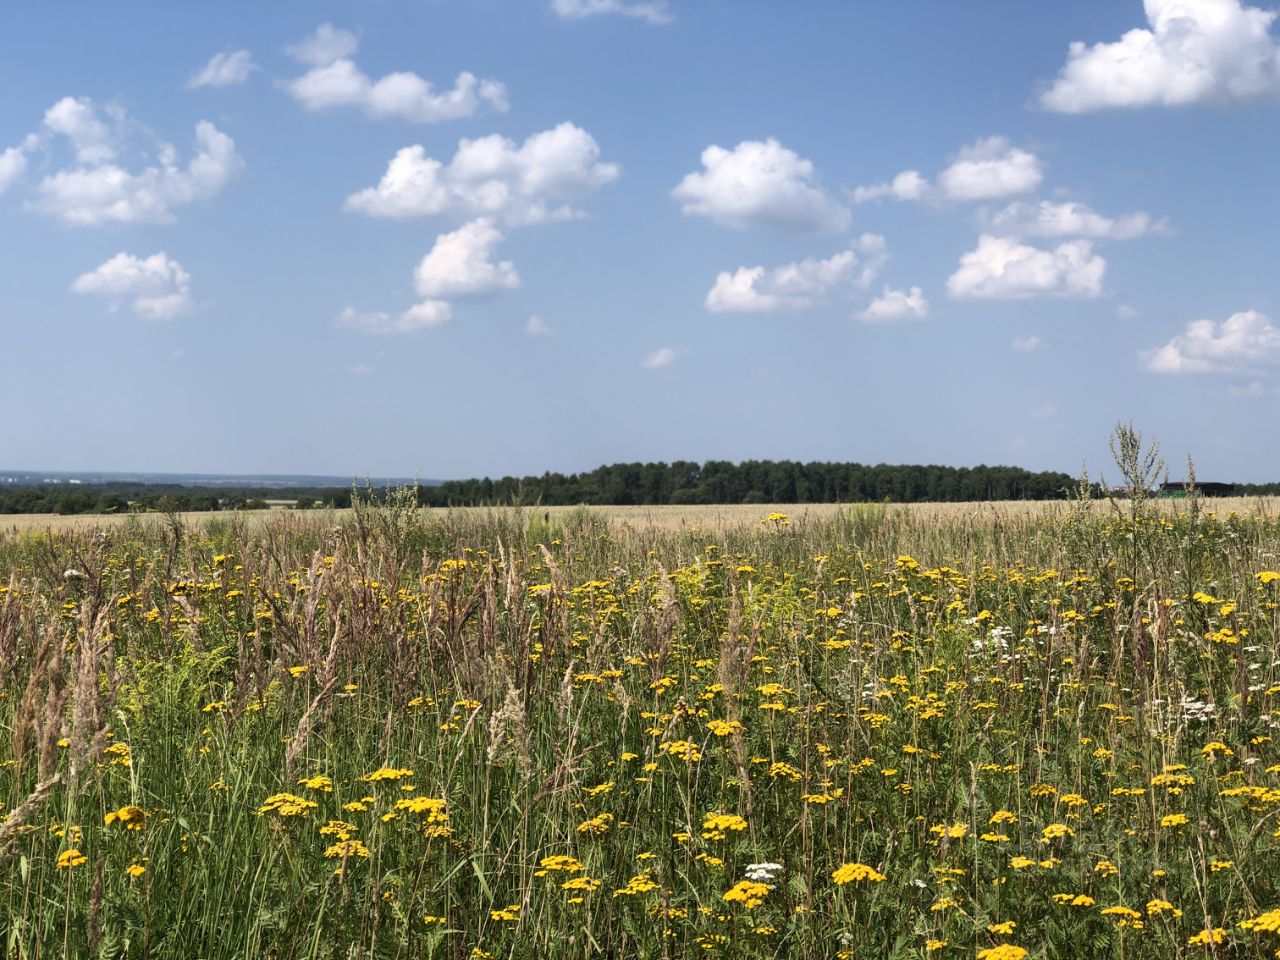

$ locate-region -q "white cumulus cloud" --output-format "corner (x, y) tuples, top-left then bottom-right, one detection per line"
(947, 235), (1106, 299)
(526, 314), (554, 336)
(413, 219), (520, 300)
(937, 136), (1043, 201)
(340, 219), (519, 334)
(188, 50), (256, 89)
(43, 96), (116, 164)
(27, 98), (241, 226)
(1141, 310), (1280, 373)
(642, 346), (682, 369)
(859, 285), (929, 323)
(705, 235), (887, 314)
(337, 303), (452, 335)
(985, 200), (1170, 240)
(851, 137), (1041, 206)
(551, 0), (673, 24)
(287, 23), (360, 65)
(0, 145), (29, 193)
(284, 22), (358, 65)
(672, 138), (850, 232)
(1012, 335), (1044, 352)
(1040, 0), (1280, 112)
(850, 170), (928, 204)
(72, 252), (194, 320)
(345, 122), (619, 225)
(285, 23), (507, 123)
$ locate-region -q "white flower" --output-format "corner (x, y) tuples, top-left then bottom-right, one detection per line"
(744, 862), (783, 885)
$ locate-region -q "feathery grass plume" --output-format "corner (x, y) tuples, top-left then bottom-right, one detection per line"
(0, 574), (23, 684)
(2, 588), (116, 858)
(496, 537), (538, 695)
(10, 596), (57, 764)
(283, 617), (342, 776)
(487, 681), (533, 777)
(67, 599), (114, 782)
(28, 615), (69, 779)
(538, 542), (571, 663)
(717, 573), (758, 815)
(644, 566), (679, 683)
(555, 659), (575, 729)
(0, 771), (64, 854)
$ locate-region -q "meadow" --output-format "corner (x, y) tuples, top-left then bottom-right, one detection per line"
(1, 491), (1279, 958)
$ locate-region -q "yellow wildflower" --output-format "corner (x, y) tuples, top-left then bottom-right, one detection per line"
(977, 947), (1028, 960)
(722, 880), (771, 909)
(832, 862), (885, 884)
(104, 805), (146, 831)
(257, 793), (317, 817)
(56, 849), (87, 870)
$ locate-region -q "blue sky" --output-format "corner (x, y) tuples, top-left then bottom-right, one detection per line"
(2, 0), (1279, 481)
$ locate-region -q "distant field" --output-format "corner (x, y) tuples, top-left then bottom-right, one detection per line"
(3, 495), (1276, 537)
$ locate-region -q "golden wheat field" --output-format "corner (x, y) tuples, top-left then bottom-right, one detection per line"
(1, 495), (1280, 958)
(4, 495), (1276, 536)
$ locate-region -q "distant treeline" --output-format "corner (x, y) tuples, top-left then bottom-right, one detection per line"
(0, 484), (350, 516)
(413, 467), (1280, 505)
(4, 463), (1279, 517)
(414, 461), (1079, 506)
(1234, 483), (1280, 496)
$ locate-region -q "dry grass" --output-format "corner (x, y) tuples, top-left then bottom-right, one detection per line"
(0, 507), (292, 537)
(580, 497), (1280, 530)
(3, 495), (1276, 538)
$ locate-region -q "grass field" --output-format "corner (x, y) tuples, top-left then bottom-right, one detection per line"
(4, 494), (1277, 536)
(2, 493), (1279, 958)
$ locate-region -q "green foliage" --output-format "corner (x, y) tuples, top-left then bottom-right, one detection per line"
(418, 460), (1082, 507)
